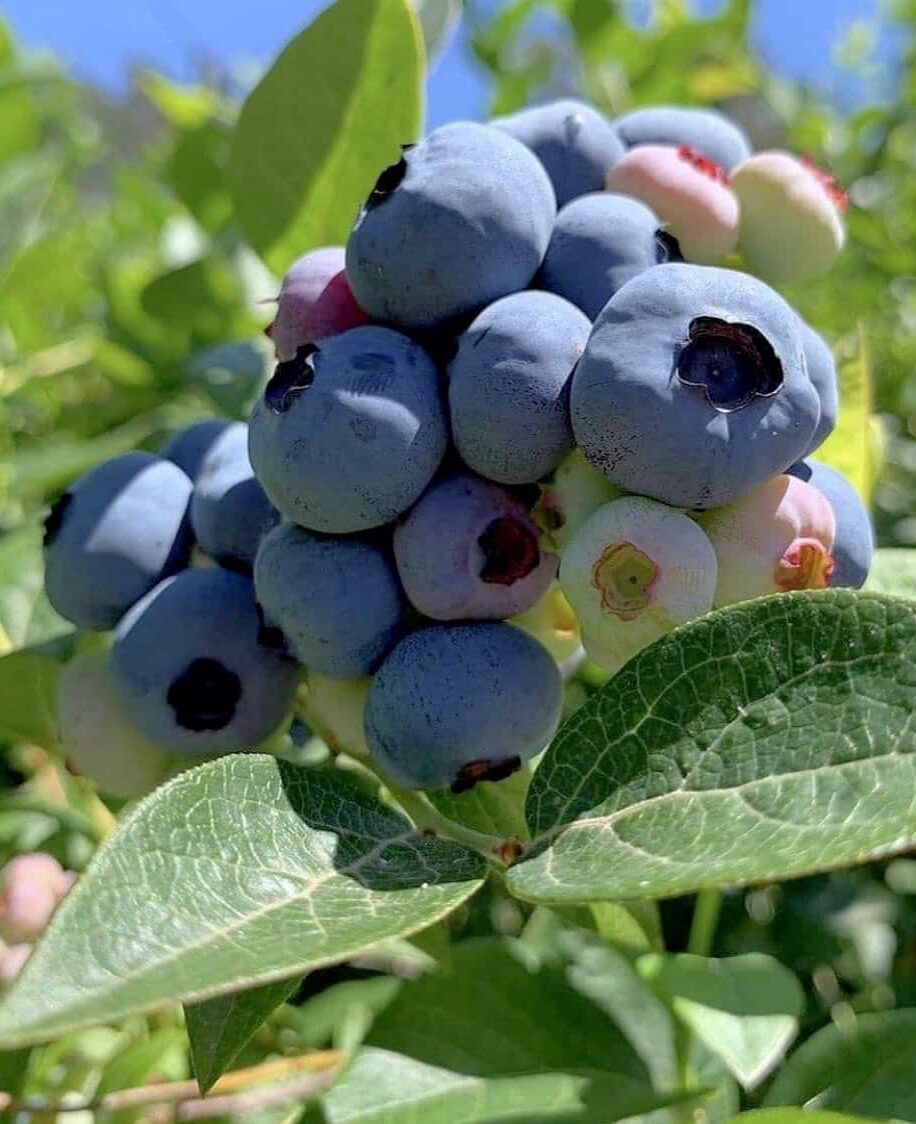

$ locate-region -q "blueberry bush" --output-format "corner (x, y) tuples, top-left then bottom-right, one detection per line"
(2, 1), (916, 1119)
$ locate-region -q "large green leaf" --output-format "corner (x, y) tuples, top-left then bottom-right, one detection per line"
(0, 757), (485, 1049)
(368, 936), (647, 1080)
(508, 591), (916, 903)
(638, 953), (804, 1089)
(866, 549), (916, 600)
(186, 978), (298, 1093)
(315, 1047), (685, 1123)
(228, 0), (424, 273)
(764, 1009), (916, 1117)
(728, 1113), (877, 1124)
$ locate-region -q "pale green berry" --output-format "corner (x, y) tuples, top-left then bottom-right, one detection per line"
(511, 584), (581, 664)
(559, 496), (717, 674)
(534, 449), (621, 550)
(58, 649), (172, 799)
(302, 672), (371, 758)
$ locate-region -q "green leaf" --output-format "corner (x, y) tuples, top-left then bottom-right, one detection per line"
(508, 591), (916, 903)
(228, 0), (424, 273)
(866, 549), (916, 600)
(427, 765), (531, 842)
(560, 930), (678, 1089)
(639, 953), (804, 1089)
(139, 72), (221, 129)
(816, 325), (874, 503)
(589, 900), (664, 952)
(411, 0), (461, 63)
(317, 1047), (687, 1123)
(186, 978), (297, 1093)
(764, 1009), (916, 1117)
(0, 524), (69, 653)
(0, 757), (485, 1049)
(0, 647), (61, 749)
(368, 936), (648, 1080)
(730, 1114), (879, 1124)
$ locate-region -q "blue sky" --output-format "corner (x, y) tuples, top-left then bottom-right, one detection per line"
(1, 0), (898, 127)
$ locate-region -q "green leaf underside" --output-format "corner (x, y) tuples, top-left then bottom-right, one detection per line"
(186, 977), (297, 1093)
(228, 0), (424, 273)
(764, 1009), (916, 1117)
(319, 1047), (686, 1123)
(640, 953), (804, 1089)
(509, 591), (916, 903)
(0, 757), (484, 1049)
(0, 648), (61, 749)
(368, 937), (648, 1081)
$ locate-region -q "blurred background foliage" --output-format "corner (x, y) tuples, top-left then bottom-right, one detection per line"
(1, 0), (916, 1114)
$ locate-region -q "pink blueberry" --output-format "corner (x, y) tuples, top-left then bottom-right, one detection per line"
(0, 853), (73, 943)
(699, 474), (836, 606)
(266, 247), (368, 361)
(606, 144), (739, 264)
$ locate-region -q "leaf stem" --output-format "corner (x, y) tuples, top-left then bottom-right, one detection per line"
(687, 889), (722, 958)
(383, 780), (508, 860)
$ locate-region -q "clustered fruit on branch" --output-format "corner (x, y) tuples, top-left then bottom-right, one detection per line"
(45, 100), (873, 799)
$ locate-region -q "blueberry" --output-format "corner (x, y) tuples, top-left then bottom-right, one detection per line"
(447, 291), (590, 484)
(345, 123), (556, 331)
(266, 247), (368, 362)
(539, 192), (681, 320)
(254, 521), (407, 677)
(699, 474), (836, 606)
(190, 422), (279, 572)
(249, 326), (448, 533)
(365, 622), (562, 790)
(161, 419), (233, 482)
(607, 145), (739, 264)
(559, 496), (717, 674)
(110, 568), (300, 755)
(393, 473), (557, 621)
(571, 264), (821, 509)
(58, 649), (171, 798)
(0, 853), (72, 944)
(731, 152), (847, 283)
(799, 319), (838, 455)
(44, 452), (193, 631)
(492, 98), (624, 207)
(614, 105), (751, 171)
(787, 459), (874, 588)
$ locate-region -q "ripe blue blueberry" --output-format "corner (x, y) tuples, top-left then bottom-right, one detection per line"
(190, 422), (278, 572)
(614, 105), (751, 171)
(254, 521), (407, 678)
(492, 98), (624, 207)
(365, 622), (562, 790)
(248, 326), (448, 533)
(447, 291), (590, 484)
(393, 473), (558, 621)
(44, 452), (193, 631)
(345, 123), (556, 331)
(110, 568), (299, 755)
(787, 459), (874, 588)
(539, 192), (681, 320)
(160, 419), (233, 482)
(571, 264), (821, 509)
(799, 320), (839, 455)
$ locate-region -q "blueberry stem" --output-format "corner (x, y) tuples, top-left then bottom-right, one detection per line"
(355, 757), (512, 863)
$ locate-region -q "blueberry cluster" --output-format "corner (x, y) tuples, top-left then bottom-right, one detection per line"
(46, 101), (874, 795)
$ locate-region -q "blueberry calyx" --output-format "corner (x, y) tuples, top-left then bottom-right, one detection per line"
(364, 145), (415, 212)
(655, 229), (683, 264)
(677, 317), (784, 412)
(451, 755), (522, 794)
(43, 492), (73, 548)
(477, 516), (541, 586)
(591, 541), (659, 621)
(167, 657), (242, 732)
(265, 344), (319, 414)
